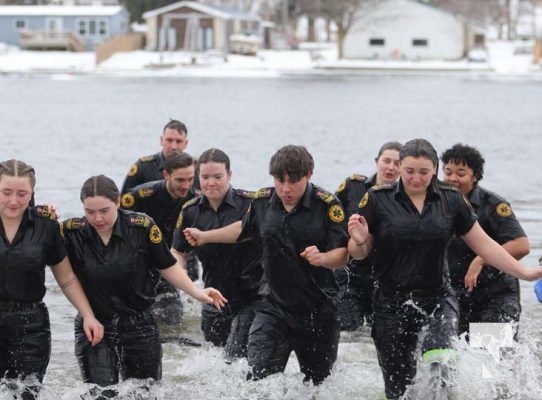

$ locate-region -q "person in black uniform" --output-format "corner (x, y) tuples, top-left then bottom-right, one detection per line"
(348, 139), (542, 400)
(120, 120), (189, 195)
(61, 175), (226, 393)
(442, 144), (529, 340)
(121, 152), (199, 334)
(0, 159), (103, 400)
(183, 145), (348, 385)
(171, 148), (264, 361)
(334, 141), (402, 332)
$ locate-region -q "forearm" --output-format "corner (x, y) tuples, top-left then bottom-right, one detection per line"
(318, 247), (348, 269)
(472, 237), (530, 267)
(348, 237), (372, 260)
(202, 221), (242, 243)
(59, 276), (96, 320)
(160, 263), (202, 299)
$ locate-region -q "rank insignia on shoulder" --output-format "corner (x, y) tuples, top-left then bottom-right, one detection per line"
(129, 214), (151, 228)
(349, 174), (367, 182)
(182, 197), (198, 209)
(371, 183), (392, 191)
(316, 190), (335, 204)
(149, 224), (163, 244)
(175, 212), (184, 229)
(328, 204), (345, 223)
(254, 188), (272, 199)
(138, 187), (154, 198)
(496, 202), (512, 217)
(358, 192), (369, 209)
(139, 155), (155, 162)
(237, 189), (257, 199)
(34, 205), (58, 220)
(335, 180), (346, 193)
(127, 164), (138, 177)
(121, 193), (135, 208)
(64, 218), (86, 230)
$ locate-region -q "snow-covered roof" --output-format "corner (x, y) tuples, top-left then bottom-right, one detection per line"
(0, 5), (124, 17)
(143, 1), (259, 21)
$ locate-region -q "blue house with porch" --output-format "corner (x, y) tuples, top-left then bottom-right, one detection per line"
(0, 5), (129, 51)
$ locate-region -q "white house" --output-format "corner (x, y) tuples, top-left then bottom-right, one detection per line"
(344, 0), (485, 61)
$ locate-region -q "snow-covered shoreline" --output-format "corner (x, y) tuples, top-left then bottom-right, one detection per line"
(0, 41), (540, 78)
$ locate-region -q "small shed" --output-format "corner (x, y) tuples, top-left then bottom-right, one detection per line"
(344, 0), (486, 60)
(142, 1), (262, 53)
(0, 5), (129, 51)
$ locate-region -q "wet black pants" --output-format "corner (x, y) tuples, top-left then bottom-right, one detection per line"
(371, 290), (459, 400)
(247, 300), (340, 385)
(0, 302), (50, 400)
(74, 310), (162, 387)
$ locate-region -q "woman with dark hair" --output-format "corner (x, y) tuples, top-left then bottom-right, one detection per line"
(347, 139), (542, 400)
(0, 159), (103, 400)
(171, 148), (264, 361)
(442, 143), (528, 339)
(62, 175), (226, 392)
(334, 141), (402, 331)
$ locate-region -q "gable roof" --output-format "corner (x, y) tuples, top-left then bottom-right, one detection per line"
(143, 1), (259, 21)
(0, 5), (124, 17)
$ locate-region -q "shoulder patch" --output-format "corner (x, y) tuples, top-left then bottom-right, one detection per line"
(175, 211), (184, 229)
(121, 193), (135, 208)
(349, 174), (367, 182)
(63, 217), (86, 230)
(314, 189), (335, 204)
(139, 155), (156, 162)
(328, 204), (345, 223)
(149, 224), (163, 244)
(496, 202), (512, 217)
(371, 183), (393, 191)
(137, 187), (155, 198)
(254, 188), (272, 199)
(335, 180), (346, 193)
(358, 192), (369, 209)
(128, 214), (152, 228)
(127, 163), (138, 177)
(34, 205), (58, 220)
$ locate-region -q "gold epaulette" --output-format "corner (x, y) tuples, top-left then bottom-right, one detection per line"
(127, 213), (152, 228)
(62, 217), (86, 230)
(236, 189), (257, 199)
(182, 197), (199, 209)
(139, 155), (156, 162)
(253, 188), (272, 199)
(34, 205), (58, 220)
(314, 189), (336, 204)
(349, 174), (367, 182)
(371, 183), (393, 191)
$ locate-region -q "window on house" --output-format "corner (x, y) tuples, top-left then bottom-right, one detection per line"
(369, 38), (385, 46)
(78, 20), (86, 35)
(14, 19), (27, 31)
(77, 18), (108, 37)
(99, 20), (107, 36)
(412, 39), (428, 47)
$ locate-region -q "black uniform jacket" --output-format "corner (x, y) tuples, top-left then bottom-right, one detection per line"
(240, 183), (348, 313)
(172, 186), (263, 302)
(0, 206), (66, 302)
(121, 152), (164, 195)
(121, 179), (199, 246)
(359, 179), (477, 292)
(446, 185), (526, 290)
(62, 209), (176, 321)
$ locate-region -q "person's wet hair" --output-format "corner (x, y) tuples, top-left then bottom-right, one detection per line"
(0, 159), (36, 189)
(80, 175), (120, 203)
(441, 143), (485, 182)
(269, 145), (314, 182)
(375, 141), (403, 162)
(400, 139), (439, 167)
(164, 152), (195, 174)
(198, 148), (230, 172)
(163, 119), (187, 135)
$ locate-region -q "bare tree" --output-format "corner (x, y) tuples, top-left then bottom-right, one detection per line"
(319, 0), (382, 59)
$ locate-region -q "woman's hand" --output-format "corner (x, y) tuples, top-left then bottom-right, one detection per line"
(348, 214), (369, 245)
(464, 258), (484, 291)
(197, 288), (228, 310)
(82, 315), (104, 346)
(183, 227), (204, 247)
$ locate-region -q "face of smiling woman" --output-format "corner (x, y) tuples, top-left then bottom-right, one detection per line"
(400, 156), (437, 197)
(0, 175), (33, 222)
